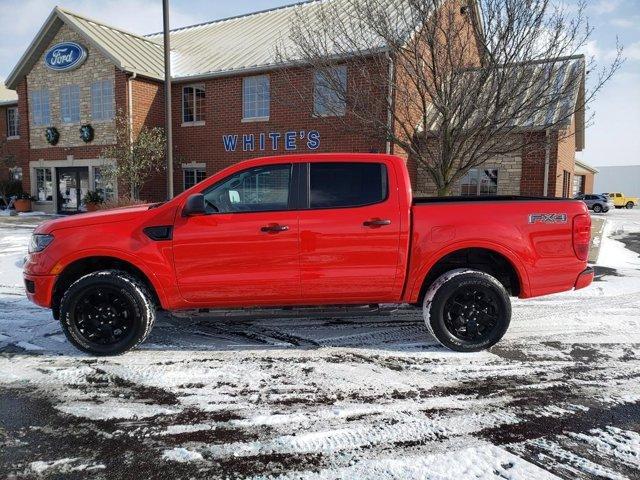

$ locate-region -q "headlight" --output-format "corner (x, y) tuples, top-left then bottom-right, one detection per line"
(28, 234), (54, 254)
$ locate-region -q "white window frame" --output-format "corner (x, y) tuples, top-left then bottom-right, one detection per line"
(183, 167), (207, 190)
(91, 80), (114, 121)
(6, 107), (19, 138)
(31, 89), (50, 126)
(313, 66), (347, 117)
(182, 84), (206, 126)
(60, 84), (81, 124)
(242, 75), (270, 122)
(34, 167), (53, 203)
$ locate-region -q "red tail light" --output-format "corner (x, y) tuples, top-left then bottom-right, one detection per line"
(572, 214), (591, 261)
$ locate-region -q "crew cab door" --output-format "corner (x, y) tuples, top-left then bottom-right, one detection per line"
(172, 163), (300, 306)
(297, 161), (402, 302)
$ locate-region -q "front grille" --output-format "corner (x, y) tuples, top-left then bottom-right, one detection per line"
(25, 279), (35, 294)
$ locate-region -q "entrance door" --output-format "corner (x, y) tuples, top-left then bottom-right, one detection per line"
(57, 167), (89, 214)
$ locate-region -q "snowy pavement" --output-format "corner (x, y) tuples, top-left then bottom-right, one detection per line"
(1, 210), (639, 479)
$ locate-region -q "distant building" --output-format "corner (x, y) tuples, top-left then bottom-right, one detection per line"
(594, 165), (640, 197)
(574, 159), (598, 196)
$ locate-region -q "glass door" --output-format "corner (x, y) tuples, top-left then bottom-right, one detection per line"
(57, 167), (89, 214)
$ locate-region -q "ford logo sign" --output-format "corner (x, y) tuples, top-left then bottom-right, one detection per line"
(44, 42), (87, 72)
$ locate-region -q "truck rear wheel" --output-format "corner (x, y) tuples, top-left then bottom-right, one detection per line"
(423, 269), (511, 352)
(59, 270), (156, 356)
(626, 202), (635, 209)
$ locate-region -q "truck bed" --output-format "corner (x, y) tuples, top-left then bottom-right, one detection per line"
(413, 195), (573, 204)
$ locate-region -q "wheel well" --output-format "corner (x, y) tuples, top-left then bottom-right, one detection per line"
(418, 248), (521, 303)
(51, 257), (160, 320)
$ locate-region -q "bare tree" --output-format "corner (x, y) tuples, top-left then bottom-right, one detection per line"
(100, 112), (166, 201)
(277, 0), (622, 195)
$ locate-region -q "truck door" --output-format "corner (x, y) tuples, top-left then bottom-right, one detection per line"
(297, 161), (401, 303)
(172, 163), (301, 306)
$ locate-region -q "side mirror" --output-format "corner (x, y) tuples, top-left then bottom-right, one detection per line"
(182, 193), (206, 217)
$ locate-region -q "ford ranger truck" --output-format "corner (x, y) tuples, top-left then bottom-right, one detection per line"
(23, 154), (594, 355)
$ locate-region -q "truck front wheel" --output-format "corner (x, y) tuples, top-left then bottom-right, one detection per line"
(59, 270), (156, 356)
(423, 269), (511, 352)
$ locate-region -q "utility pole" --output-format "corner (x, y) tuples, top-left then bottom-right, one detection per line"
(163, 0), (174, 199)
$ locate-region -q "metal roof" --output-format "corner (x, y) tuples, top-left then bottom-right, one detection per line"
(575, 159), (599, 174)
(4, 6), (165, 89)
(421, 56), (586, 149)
(146, 0), (406, 81)
(0, 84), (18, 106)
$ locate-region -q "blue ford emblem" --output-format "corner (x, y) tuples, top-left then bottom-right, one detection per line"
(44, 42), (87, 71)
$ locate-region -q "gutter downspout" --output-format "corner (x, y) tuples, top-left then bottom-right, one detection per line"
(128, 72), (137, 145)
(543, 128), (550, 197)
(385, 52), (395, 154)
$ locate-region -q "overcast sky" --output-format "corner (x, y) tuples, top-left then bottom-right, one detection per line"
(0, 0), (638, 167)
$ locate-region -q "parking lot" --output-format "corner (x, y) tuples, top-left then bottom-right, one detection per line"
(1, 209), (639, 479)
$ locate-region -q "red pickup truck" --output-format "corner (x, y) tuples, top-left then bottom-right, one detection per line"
(24, 154), (593, 355)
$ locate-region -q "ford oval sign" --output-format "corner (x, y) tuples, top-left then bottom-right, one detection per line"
(44, 42), (87, 72)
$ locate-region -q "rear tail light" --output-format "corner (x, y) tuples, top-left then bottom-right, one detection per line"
(572, 214), (591, 261)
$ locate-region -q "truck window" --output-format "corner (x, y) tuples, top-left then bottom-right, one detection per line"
(309, 162), (387, 208)
(203, 164), (292, 213)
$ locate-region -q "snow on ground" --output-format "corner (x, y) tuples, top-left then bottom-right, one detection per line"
(0, 209), (639, 479)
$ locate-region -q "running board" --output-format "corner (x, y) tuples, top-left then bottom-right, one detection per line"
(171, 304), (405, 320)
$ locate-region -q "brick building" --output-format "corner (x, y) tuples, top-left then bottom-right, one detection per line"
(2, 1), (596, 214)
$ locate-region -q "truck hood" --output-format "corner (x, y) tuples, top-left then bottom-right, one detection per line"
(35, 205), (154, 234)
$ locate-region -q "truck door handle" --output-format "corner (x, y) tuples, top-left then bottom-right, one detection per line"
(261, 224), (290, 233)
(363, 219), (392, 227)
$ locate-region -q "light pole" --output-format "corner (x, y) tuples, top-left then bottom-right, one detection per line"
(163, 0), (174, 199)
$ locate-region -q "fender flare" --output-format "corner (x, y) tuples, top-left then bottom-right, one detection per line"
(407, 240), (531, 302)
(52, 248), (170, 309)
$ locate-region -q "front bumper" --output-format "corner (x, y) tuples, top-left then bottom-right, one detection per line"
(574, 267), (594, 291)
(23, 273), (57, 308)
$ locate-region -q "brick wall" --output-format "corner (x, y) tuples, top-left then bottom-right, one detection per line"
(554, 117), (576, 197)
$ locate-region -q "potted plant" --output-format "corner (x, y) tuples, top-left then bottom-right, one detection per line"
(83, 190), (104, 212)
(14, 192), (35, 213)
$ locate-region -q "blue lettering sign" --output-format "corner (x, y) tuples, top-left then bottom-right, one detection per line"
(307, 130), (320, 150)
(44, 42), (87, 72)
(222, 131), (320, 152)
(269, 132), (281, 150)
(243, 134), (255, 152)
(285, 131), (297, 151)
(223, 134), (238, 152)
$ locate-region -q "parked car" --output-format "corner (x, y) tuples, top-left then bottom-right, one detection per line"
(24, 154), (593, 355)
(602, 192), (638, 209)
(574, 193), (613, 213)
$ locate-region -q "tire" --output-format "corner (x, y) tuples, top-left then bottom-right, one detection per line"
(60, 270), (156, 356)
(593, 204), (603, 213)
(422, 269), (511, 352)
(626, 202), (635, 210)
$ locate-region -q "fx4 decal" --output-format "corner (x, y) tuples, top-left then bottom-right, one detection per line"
(528, 213), (568, 224)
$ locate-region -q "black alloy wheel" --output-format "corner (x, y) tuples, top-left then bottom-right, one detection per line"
(442, 285), (500, 343)
(60, 270), (156, 355)
(593, 204), (603, 213)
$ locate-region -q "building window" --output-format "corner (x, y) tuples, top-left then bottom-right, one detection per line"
(242, 75), (270, 120)
(573, 174), (585, 196)
(31, 89), (50, 126)
(562, 170), (571, 198)
(94, 167), (115, 201)
(60, 85), (80, 123)
(183, 167), (207, 190)
(461, 169), (499, 196)
(35, 167), (53, 202)
(182, 85), (206, 124)
(91, 80), (114, 121)
(314, 66), (347, 117)
(6, 107), (19, 137)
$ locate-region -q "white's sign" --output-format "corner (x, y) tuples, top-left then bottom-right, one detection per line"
(223, 130), (320, 153)
(44, 42), (87, 72)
